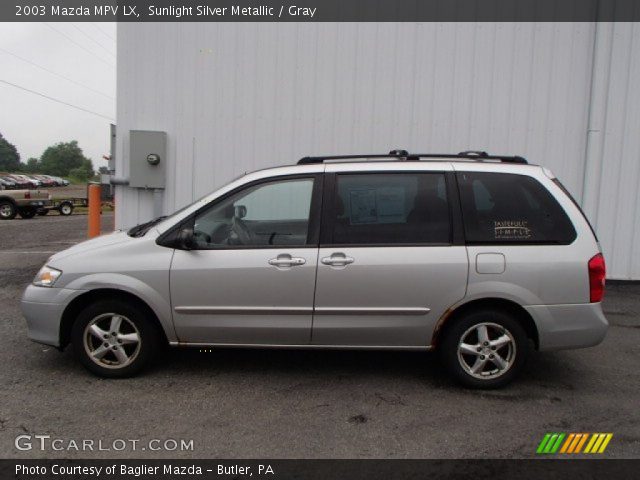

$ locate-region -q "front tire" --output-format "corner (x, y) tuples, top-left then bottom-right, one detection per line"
(439, 309), (529, 389)
(71, 299), (162, 378)
(0, 200), (17, 220)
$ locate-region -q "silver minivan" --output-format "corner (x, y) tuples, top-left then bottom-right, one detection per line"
(21, 151), (608, 388)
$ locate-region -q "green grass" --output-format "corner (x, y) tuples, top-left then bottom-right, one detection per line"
(65, 176), (89, 185)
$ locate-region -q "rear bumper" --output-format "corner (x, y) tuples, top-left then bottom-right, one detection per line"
(21, 285), (84, 347)
(18, 200), (52, 208)
(524, 302), (608, 351)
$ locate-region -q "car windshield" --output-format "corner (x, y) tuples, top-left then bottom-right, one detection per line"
(127, 216), (168, 237)
(126, 172), (248, 238)
(126, 193), (213, 237)
(127, 215), (171, 237)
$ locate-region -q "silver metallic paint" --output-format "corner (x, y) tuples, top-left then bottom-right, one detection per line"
(21, 161), (607, 353)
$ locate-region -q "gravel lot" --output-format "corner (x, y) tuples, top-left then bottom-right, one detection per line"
(0, 214), (638, 459)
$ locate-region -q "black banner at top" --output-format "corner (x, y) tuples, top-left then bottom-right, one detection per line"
(3, 0), (640, 22)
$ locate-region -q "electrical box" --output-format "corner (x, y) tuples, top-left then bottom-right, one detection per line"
(129, 130), (167, 189)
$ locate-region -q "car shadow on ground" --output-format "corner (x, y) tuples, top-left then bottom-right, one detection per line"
(30, 340), (583, 393)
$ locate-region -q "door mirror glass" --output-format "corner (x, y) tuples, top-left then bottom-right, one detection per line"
(177, 227), (197, 250)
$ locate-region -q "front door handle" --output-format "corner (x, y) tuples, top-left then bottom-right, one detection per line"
(321, 253), (355, 267)
(268, 254), (306, 268)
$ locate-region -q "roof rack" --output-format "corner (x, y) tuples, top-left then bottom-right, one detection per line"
(297, 150), (528, 165)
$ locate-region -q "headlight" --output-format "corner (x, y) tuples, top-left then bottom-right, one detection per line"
(33, 265), (62, 287)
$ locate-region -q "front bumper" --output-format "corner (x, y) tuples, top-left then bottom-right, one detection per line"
(524, 302), (608, 351)
(21, 285), (84, 347)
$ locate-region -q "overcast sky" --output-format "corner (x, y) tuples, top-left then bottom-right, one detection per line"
(0, 22), (116, 169)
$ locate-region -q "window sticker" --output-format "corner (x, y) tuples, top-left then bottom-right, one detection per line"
(349, 188), (378, 224)
(348, 186), (407, 224)
(494, 220), (532, 239)
(376, 186), (406, 223)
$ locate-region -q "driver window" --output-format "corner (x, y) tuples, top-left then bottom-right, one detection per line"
(192, 178), (314, 248)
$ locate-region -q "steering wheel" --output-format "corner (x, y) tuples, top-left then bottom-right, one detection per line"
(230, 216), (253, 245)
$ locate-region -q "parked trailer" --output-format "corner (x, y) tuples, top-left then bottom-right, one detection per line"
(37, 198), (86, 216)
(37, 197), (114, 216)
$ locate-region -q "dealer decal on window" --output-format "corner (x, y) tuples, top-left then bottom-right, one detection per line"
(494, 220), (532, 239)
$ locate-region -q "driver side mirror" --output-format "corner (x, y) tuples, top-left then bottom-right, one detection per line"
(177, 227), (197, 250)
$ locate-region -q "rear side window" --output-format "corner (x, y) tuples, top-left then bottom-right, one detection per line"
(330, 173), (450, 245)
(457, 172), (576, 244)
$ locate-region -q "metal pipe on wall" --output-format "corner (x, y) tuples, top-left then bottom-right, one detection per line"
(581, 21), (614, 227)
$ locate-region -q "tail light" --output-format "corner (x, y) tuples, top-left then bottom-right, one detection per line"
(24, 191), (30, 199)
(588, 253), (606, 302)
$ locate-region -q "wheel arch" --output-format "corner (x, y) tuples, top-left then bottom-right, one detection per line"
(59, 288), (169, 348)
(0, 196), (17, 206)
(432, 297), (539, 350)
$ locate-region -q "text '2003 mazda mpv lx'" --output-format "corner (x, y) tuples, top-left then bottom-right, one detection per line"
(21, 150), (608, 388)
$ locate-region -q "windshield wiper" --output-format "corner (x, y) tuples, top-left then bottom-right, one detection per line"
(127, 216), (167, 237)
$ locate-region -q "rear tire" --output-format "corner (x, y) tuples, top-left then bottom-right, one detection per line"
(439, 309), (529, 389)
(58, 202), (73, 216)
(18, 207), (36, 219)
(71, 299), (162, 378)
(0, 200), (17, 220)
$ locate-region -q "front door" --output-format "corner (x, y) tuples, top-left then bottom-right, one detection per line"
(170, 175), (322, 345)
(312, 169), (468, 347)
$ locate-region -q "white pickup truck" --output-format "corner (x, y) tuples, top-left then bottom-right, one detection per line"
(0, 187), (52, 219)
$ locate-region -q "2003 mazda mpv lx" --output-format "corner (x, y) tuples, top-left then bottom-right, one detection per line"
(21, 150), (608, 388)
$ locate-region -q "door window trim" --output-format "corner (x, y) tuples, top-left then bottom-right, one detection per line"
(319, 171), (463, 248)
(157, 173), (324, 250)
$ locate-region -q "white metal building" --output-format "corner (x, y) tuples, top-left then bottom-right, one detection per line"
(115, 22), (640, 279)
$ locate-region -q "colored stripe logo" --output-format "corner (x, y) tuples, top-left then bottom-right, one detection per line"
(537, 433), (613, 454)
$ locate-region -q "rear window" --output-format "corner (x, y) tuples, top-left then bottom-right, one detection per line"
(457, 172), (576, 244)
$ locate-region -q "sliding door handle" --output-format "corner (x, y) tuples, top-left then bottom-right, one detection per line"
(321, 253), (354, 266)
(269, 254), (306, 267)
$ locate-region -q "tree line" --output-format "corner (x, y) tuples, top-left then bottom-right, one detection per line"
(0, 132), (98, 181)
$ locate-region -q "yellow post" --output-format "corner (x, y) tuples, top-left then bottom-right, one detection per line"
(88, 183), (101, 238)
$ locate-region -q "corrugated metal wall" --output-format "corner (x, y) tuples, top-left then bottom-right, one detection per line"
(116, 22), (640, 279)
(581, 23), (640, 281)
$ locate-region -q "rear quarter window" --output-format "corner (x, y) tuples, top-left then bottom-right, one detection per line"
(457, 172), (576, 244)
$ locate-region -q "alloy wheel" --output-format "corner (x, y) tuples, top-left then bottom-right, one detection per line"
(83, 313), (141, 369)
(457, 322), (516, 379)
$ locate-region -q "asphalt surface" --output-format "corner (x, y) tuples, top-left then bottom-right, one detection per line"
(0, 214), (638, 459)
